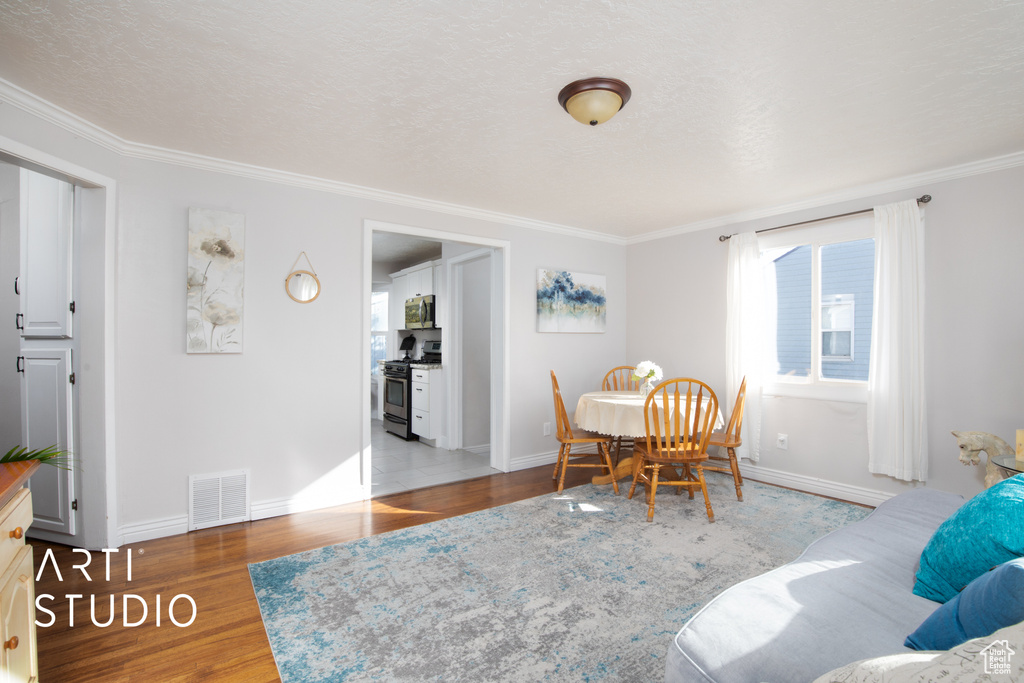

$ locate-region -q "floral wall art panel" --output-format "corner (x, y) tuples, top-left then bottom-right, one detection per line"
(537, 269), (606, 333)
(187, 207), (245, 353)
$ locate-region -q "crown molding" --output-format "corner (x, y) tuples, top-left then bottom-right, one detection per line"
(4, 77), (1021, 249)
(628, 149), (1024, 245)
(0, 78), (626, 246)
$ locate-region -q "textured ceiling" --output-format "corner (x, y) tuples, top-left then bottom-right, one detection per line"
(372, 232), (442, 273)
(1, 1), (1023, 238)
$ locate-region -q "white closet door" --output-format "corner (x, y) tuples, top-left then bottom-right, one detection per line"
(19, 170), (73, 338)
(19, 348), (75, 536)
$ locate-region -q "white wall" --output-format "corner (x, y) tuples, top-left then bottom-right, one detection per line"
(0, 100), (630, 542)
(627, 164), (1024, 501)
(460, 253), (491, 449)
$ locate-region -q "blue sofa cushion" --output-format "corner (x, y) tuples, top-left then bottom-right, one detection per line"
(914, 475), (1024, 603)
(906, 558), (1024, 650)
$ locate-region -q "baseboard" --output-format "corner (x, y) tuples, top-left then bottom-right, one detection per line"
(739, 463), (896, 507)
(250, 488), (366, 520)
(509, 450), (559, 472)
(463, 444), (489, 455)
(118, 515), (189, 545)
(117, 488), (367, 546)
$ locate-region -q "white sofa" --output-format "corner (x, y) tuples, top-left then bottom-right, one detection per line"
(664, 488), (965, 682)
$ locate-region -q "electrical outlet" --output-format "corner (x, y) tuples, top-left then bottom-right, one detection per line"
(776, 433), (788, 450)
(543, 422), (552, 436)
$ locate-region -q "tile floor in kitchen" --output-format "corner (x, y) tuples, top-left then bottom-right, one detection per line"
(370, 419), (501, 497)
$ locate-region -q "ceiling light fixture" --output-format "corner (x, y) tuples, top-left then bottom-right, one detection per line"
(557, 77), (632, 126)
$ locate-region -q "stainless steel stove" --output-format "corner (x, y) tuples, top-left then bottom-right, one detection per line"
(382, 340), (442, 440)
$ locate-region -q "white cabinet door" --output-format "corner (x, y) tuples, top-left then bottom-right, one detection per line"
(389, 273), (409, 331)
(19, 348), (75, 536)
(411, 380), (429, 411)
(408, 267), (432, 298)
(19, 170), (73, 338)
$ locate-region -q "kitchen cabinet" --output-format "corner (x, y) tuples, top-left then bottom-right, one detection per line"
(389, 260), (438, 330)
(388, 274), (408, 332)
(410, 367), (445, 442)
(407, 266), (433, 298)
(7, 169), (78, 544)
(19, 348), (75, 536)
(19, 170), (74, 339)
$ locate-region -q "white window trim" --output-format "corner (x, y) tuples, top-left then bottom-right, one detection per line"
(759, 213), (873, 404)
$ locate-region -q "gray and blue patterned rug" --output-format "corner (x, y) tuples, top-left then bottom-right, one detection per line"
(249, 478), (871, 682)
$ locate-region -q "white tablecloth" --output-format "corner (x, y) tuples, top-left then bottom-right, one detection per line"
(574, 390), (724, 439)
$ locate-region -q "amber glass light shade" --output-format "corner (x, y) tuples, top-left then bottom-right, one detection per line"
(558, 78), (631, 126)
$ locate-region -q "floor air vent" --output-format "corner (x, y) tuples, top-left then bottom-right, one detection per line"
(189, 469), (251, 531)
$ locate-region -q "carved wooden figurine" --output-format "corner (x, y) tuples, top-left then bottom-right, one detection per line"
(952, 430), (1013, 489)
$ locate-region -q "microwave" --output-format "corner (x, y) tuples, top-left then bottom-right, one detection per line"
(405, 295), (436, 329)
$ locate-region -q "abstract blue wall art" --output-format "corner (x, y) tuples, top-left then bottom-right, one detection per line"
(537, 269), (606, 333)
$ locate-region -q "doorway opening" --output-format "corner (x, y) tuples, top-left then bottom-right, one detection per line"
(362, 220), (510, 499)
(0, 138), (116, 549)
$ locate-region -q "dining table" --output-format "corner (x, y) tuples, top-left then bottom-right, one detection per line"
(574, 390), (725, 484)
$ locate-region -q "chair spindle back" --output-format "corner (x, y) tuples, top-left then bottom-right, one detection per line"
(723, 376), (747, 440)
(602, 366), (640, 392)
(643, 378), (718, 460)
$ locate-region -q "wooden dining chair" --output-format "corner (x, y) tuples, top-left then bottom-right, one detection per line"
(550, 371), (619, 495)
(628, 378), (719, 522)
(601, 366), (639, 464)
(602, 366), (640, 392)
(705, 377), (747, 501)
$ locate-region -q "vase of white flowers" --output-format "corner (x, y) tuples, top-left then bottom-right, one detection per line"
(633, 361), (663, 397)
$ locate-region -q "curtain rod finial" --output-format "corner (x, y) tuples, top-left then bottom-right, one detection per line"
(918, 194), (932, 204)
(719, 234), (732, 242)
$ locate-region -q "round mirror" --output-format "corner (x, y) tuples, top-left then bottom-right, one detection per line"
(285, 270), (321, 303)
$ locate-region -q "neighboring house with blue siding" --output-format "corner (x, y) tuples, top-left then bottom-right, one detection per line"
(772, 239), (874, 381)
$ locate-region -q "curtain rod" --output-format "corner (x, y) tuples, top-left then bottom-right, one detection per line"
(718, 194), (932, 242)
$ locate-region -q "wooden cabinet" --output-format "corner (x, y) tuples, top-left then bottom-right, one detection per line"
(410, 367), (445, 442)
(0, 547), (35, 681)
(0, 464), (39, 683)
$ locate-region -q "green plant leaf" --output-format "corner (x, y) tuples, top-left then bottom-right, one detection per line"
(1, 445), (73, 470)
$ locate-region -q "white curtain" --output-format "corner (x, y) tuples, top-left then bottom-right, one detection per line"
(867, 200), (927, 481)
(725, 231), (763, 462)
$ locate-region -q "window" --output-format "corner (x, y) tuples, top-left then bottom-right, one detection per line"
(370, 291), (389, 374)
(759, 214), (874, 399)
(821, 294), (854, 361)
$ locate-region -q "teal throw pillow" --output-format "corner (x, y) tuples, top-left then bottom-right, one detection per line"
(913, 474), (1024, 604)
(906, 558), (1024, 650)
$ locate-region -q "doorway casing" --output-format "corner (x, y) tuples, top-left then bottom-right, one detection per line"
(362, 219), (511, 497)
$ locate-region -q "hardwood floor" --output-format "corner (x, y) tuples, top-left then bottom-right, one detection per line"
(32, 462), (599, 682)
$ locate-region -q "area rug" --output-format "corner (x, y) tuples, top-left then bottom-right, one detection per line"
(249, 478), (871, 682)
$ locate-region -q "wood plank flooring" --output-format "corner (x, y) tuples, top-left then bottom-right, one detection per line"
(32, 462), (598, 682)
